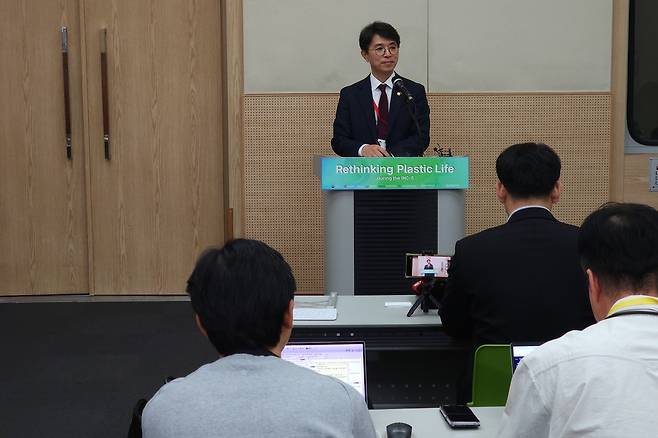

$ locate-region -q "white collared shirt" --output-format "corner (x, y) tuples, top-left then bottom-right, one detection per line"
(358, 72), (395, 157)
(506, 205), (550, 222)
(369, 72), (394, 119)
(496, 296), (658, 438)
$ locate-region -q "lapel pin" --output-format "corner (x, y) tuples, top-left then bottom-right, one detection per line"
(396, 91), (401, 96)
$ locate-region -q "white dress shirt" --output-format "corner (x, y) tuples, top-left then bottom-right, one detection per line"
(497, 296), (658, 438)
(358, 73), (395, 156)
(507, 205), (550, 222)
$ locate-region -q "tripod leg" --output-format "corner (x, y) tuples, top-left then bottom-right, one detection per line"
(428, 294), (441, 310)
(407, 296), (423, 317)
(421, 295), (429, 313)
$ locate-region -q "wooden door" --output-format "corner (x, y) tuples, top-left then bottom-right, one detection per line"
(0, 1), (88, 295)
(82, 0), (225, 294)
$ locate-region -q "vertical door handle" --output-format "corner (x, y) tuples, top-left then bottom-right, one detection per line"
(61, 27), (72, 160)
(100, 28), (110, 160)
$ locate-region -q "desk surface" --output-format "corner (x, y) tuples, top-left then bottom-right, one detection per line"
(294, 295), (442, 327)
(370, 407), (504, 438)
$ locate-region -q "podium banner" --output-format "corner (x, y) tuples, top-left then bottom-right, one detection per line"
(320, 156), (469, 190)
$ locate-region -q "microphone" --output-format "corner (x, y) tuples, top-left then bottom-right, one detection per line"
(393, 78), (414, 102)
(393, 77), (421, 139)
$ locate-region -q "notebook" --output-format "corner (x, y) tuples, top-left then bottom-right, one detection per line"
(293, 295), (338, 321)
(511, 343), (541, 371)
(292, 307), (337, 321)
(281, 342), (367, 401)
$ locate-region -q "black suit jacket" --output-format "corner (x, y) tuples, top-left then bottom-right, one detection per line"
(440, 207), (595, 346)
(331, 74), (430, 157)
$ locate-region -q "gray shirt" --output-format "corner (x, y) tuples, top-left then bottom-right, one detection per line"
(142, 353), (377, 438)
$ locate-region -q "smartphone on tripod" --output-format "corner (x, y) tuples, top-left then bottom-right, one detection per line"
(405, 253), (451, 278)
(404, 253), (451, 316)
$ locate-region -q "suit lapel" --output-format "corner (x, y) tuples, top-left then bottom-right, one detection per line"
(388, 74), (404, 133)
(356, 76), (377, 141)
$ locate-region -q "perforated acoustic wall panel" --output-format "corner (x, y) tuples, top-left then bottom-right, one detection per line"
(244, 93), (611, 294)
(429, 94), (611, 231)
(244, 95), (336, 294)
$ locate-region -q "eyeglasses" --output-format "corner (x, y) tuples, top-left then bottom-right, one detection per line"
(369, 45), (398, 56)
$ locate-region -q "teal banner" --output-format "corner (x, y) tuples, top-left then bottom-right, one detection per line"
(320, 156), (469, 190)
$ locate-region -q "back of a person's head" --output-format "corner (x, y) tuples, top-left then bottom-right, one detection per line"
(495, 142), (561, 198)
(579, 203), (658, 294)
(359, 21), (401, 51)
(186, 239), (296, 355)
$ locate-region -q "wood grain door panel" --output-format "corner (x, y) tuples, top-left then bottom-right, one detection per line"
(0, 0), (88, 295)
(82, 0), (225, 294)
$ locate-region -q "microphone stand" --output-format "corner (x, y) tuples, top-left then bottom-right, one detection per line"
(406, 99), (422, 139)
(393, 79), (422, 139)
(397, 88), (421, 139)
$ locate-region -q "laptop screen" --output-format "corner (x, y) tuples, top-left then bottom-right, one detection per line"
(281, 342), (367, 399)
(511, 344), (540, 371)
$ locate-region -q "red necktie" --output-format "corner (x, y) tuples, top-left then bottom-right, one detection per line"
(377, 83), (389, 140)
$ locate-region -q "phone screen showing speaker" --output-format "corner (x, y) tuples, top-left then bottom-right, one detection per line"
(439, 405), (480, 428)
(405, 254), (450, 278)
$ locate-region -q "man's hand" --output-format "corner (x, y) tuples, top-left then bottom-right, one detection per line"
(361, 144), (391, 157)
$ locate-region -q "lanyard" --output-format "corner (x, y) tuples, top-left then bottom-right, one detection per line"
(606, 296), (658, 318)
(373, 101), (380, 122)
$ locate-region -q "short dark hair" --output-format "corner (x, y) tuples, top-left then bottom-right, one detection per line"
(495, 142), (561, 198)
(359, 21), (401, 51)
(579, 203), (658, 294)
(186, 239), (296, 355)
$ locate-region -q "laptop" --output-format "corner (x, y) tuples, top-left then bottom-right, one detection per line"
(281, 342), (367, 401)
(511, 343), (541, 371)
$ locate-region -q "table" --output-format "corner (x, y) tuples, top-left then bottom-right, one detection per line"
(294, 294), (441, 327)
(370, 407), (504, 438)
(292, 295), (450, 350)
(291, 295), (469, 408)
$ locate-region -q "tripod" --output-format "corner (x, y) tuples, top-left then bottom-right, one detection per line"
(407, 277), (442, 317)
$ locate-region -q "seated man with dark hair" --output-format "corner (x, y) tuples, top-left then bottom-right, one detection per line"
(440, 142), (595, 402)
(497, 203), (658, 437)
(142, 239), (376, 438)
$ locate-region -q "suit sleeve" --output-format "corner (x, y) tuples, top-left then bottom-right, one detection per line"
(387, 84), (430, 157)
(331, 88), (362, 157)
(439, 241), (474, 339)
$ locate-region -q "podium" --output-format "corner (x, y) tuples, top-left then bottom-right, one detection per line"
(315, 156), (469, 295)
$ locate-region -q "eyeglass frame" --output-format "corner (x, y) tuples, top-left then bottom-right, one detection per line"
(368, 44), (399, 56)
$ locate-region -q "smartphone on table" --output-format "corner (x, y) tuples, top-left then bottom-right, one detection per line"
(439, 404), (480, 428)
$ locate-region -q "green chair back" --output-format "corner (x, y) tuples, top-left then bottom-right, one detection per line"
(468, 344), (513, 407)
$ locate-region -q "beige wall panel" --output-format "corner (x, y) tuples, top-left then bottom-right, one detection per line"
(623, 154), (658, 207)
(243, 0), (428, 93)
(428, 0), (613, 92)
(609, 0), (628, 201)
(244, 93), (611, 294)
(225, 0), (245, 237)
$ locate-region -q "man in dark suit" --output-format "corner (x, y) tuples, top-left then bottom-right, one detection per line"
(331, 21), (430, 157)
(439, 142), (595, 402)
